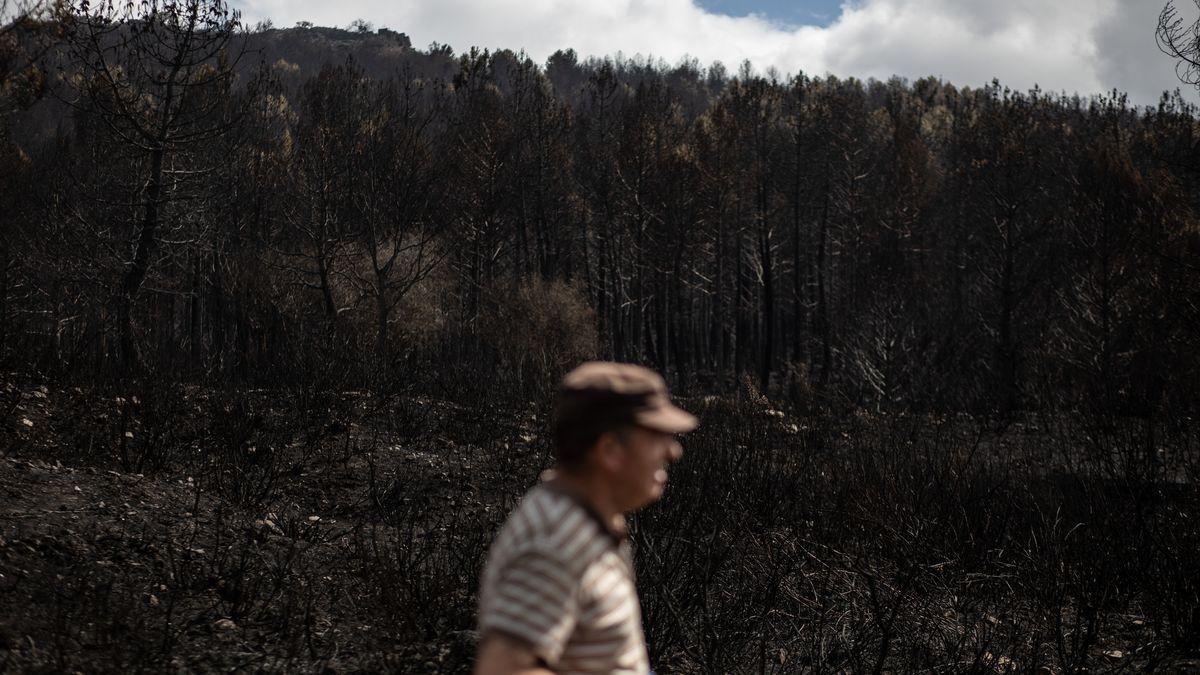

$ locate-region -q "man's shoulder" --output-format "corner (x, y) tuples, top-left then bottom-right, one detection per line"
(502, 483), (580, 541)
(495, 483), (613, 569)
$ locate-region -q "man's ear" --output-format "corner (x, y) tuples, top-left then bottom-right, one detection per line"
(593, 431), (624, 473)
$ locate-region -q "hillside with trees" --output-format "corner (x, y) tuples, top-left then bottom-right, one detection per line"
(4, 14), (1198, 415)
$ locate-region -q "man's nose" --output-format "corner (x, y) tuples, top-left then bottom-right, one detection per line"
(668, 438), (683, 462)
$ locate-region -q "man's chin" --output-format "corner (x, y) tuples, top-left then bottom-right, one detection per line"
(627, 488), (663, 512)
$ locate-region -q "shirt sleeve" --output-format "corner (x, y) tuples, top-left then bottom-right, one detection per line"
(478, 541), (580, 665)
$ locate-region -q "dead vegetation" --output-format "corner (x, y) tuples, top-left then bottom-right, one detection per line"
(2, 375), (1197, 672)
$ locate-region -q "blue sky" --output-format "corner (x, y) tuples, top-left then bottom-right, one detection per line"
(235, 0), (1198, 105)
(696, 0), (845, 26)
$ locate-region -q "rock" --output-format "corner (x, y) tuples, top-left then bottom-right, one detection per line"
(214, 618), (237, 631)
(256, 518), (284, 535)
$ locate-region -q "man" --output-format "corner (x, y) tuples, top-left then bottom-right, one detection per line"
(474, 362), (698, 675)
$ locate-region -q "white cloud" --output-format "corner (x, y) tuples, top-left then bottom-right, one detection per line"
(234, 0), (1198, 104)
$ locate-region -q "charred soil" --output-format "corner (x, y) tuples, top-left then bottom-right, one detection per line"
(2, 378), (1198, 672)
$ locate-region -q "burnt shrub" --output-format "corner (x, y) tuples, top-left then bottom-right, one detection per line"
(434, 278), (598, 404)
(631, 396), (1200, 672)
(5, 370), (1198, 672)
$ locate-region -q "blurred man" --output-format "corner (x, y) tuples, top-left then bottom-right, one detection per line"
(474, 362), (698, 675)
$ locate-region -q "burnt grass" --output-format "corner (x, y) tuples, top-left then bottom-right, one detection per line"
(2, 376), (1199, 673)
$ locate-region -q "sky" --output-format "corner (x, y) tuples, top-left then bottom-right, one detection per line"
(233, 0), (1200, 106)
(696, 0), (845, 26)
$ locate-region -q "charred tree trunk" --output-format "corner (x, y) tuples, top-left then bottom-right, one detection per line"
(317, 250), (337, 324)
(118, 145), (166, 371)
(792, 150), (805, 367)
(815, 183), (831, 388)
(760, 222), (775, 391)
(375, 276), (390, 357)
(997, 220), (1018, 417)
(714, 207), (728, 375)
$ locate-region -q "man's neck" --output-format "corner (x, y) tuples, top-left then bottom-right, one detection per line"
(546, 468), (628, 538)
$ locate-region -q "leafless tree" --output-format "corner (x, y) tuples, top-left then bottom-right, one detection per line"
(274, 60), (365, 327)
(1158, 1), (1200, 89)
(60, 0), (244, 369)
(349, 73), (446, 356)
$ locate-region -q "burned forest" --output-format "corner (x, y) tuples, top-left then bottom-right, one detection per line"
(2, 0), (1200, 672)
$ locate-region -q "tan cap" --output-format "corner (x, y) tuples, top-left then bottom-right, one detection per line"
(559, 361), (698, 433)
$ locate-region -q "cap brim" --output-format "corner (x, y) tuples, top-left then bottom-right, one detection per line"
(633, 403), (698, 434)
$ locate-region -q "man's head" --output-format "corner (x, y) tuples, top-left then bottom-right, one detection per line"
(552, 362), (698, 510)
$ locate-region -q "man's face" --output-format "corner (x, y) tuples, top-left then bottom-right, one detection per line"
(610, 426), (684, 512)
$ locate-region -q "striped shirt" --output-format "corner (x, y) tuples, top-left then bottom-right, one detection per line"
(477, 481), (650, 674)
